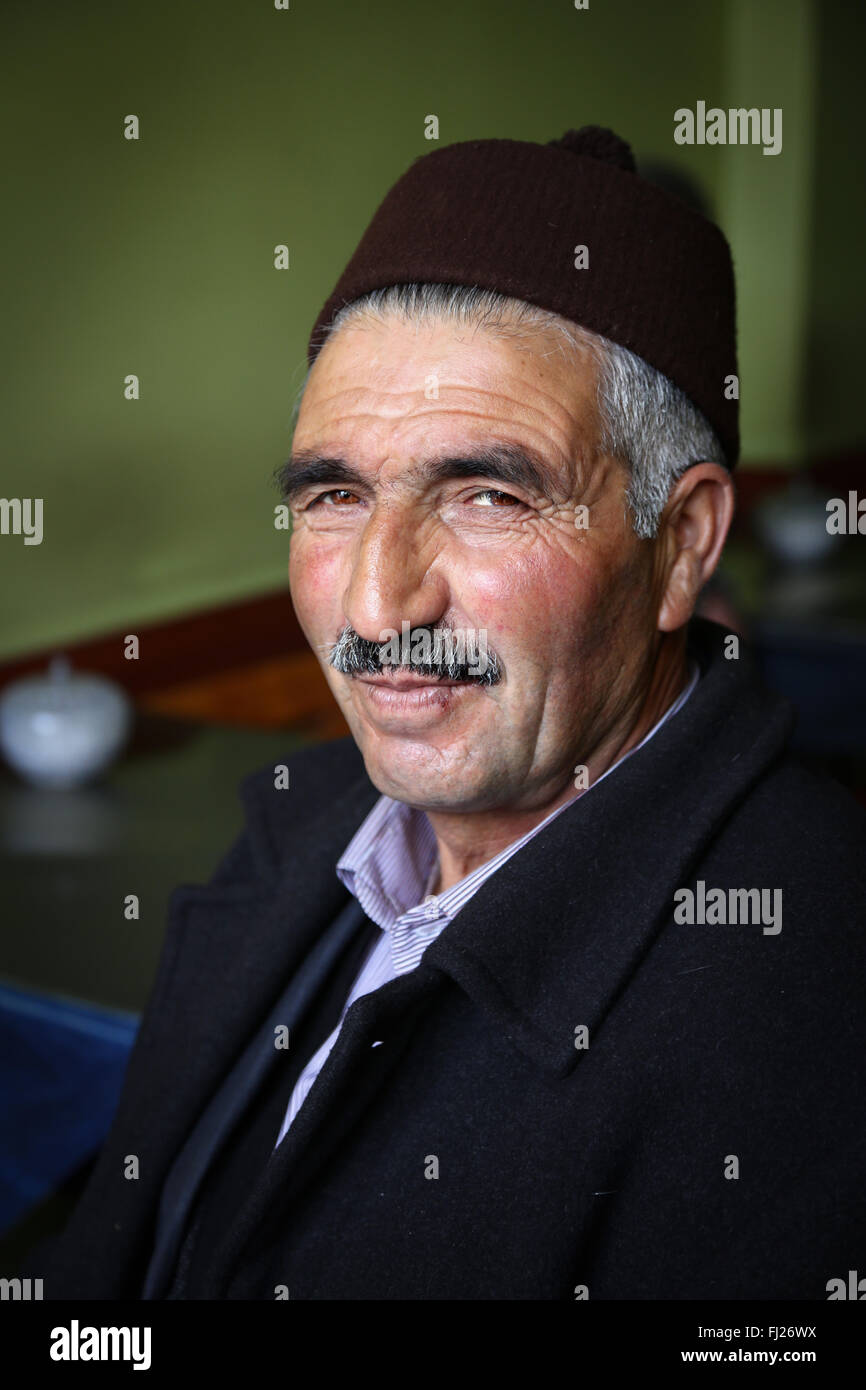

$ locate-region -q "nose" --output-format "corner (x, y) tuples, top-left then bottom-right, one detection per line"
(341, 501), (448, 643)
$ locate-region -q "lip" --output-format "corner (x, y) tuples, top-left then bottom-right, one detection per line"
(351, 672), (479, 724)
(356, 674), (467, 691)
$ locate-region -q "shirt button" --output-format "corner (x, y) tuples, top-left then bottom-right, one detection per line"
(423, 896), (438, 919)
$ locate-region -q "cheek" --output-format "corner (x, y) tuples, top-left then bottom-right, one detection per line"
(289, 535), (346, 631)
(464, 546), (605, 660)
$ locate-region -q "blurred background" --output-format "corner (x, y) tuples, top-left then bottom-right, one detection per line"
(1, 0), (864, 1269)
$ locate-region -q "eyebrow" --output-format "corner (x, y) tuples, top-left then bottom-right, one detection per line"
(274, 444), (566, 503)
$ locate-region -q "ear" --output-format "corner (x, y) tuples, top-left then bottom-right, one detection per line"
(656, 463), (736, 632)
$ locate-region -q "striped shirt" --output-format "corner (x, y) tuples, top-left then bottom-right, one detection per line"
(274, 662), (699, 1146)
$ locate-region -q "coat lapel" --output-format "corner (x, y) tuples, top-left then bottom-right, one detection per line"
(207, 959), (448, 1296)
(132, 757), (381, 1186)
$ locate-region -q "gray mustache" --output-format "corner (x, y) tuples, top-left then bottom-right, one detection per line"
(327, 624), (502, 687)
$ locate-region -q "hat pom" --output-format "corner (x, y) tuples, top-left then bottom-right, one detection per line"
(548, 125), (636, 173)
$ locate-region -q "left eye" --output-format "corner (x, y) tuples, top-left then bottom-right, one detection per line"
(470, 489), (520, 506)
(311, 489), (358, 506)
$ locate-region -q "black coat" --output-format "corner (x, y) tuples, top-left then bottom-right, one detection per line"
(36, 618), (866, 1299)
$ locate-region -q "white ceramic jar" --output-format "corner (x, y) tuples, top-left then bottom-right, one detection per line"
(0, 655), (132, 788)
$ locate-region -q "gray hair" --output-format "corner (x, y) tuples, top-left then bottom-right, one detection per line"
(294, 282), (726, 539)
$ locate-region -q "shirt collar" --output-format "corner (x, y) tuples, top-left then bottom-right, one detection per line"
(337, 795), (438, 927)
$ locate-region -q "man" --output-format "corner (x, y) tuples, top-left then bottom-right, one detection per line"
(37, 127), (866, 1299)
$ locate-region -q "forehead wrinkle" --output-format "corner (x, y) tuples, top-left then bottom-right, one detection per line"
(311, 314), (600, 419)
(301, 380), (429, 422)
(307, 392), (585, 454)
(306, 376), (584, 435)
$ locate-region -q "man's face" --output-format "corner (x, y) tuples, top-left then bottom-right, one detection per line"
(287, 315), (666, 813)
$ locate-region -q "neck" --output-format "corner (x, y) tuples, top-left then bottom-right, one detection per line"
(427, 632), (690, 894)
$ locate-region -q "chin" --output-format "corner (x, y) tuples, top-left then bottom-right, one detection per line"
(356, 736), (480, 809)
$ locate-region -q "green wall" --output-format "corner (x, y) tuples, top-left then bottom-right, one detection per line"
(0, 0), (860, 660)
(804, 0), (866, 456)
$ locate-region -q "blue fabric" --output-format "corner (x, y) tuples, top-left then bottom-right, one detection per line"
(0, 982), (138, 1234)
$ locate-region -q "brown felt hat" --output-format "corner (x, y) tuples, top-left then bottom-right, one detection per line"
(308, 125), (739, 465)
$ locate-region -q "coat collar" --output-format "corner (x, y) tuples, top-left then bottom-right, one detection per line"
(422, 618), (795, 1075)
(224, 617), (795, 1081)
